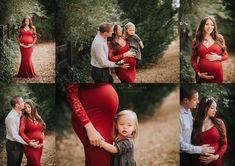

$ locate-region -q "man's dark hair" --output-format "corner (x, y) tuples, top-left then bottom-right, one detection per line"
(10, 96), (22, 108)
(99, 22), (113, 33)
(180, 86), (198, 103)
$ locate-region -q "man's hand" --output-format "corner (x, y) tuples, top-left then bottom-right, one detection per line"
(201, 144), (215, 154)
(119, 63), (130, 69)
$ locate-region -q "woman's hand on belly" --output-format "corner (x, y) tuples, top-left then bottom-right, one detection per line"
(199, 153), (219, 165)
(84, 123), (105, 147)
(197, 72), (214, 79)
(20, 43), (33, 48)
(206, 52), (222, 61)
(123, 50), (136, 58)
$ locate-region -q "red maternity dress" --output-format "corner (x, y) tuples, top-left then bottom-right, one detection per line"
(17, 28), (37, 78)
(19, 115), (44, 166)
(66, 83), (119, 166)
(191, 35), (228, 83)
(192, 119), (227, 166)
(108, 40), (136, 83)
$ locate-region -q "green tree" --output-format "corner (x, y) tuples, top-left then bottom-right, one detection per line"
(118, 0), (177, 65)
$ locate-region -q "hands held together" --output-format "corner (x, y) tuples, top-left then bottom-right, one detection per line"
(20, 43), (34, 48)
(29, 140), (43, 148)
(85, 123), (105, 147)
(200, 144), (218, 165)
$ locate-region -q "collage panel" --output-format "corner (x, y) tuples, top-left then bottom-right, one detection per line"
(179, 0), (235, 83)
(56, 83), (179, 166)
(180, 84), (235, 166)
(56, 0), (180, 83)
(0, 83), (56, 165)
(0, 0), (56, 83)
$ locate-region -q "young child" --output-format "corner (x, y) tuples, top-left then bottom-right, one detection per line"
(124, 22), (144, 60)
(100, 110), (139, 166)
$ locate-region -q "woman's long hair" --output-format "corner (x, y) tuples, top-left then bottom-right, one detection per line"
(109, 24), (121, 55)
(193, 16), (226, 56)
(19, 17), (36, 36)
(192, 96), (224, 145)
(23, 99), (46, 130)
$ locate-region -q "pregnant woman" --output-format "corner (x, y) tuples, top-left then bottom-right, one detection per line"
(66, 83), (119, 166)
(17, 17), (37, 78)
(192, 96), (227, 166)
(108, 24), (136, 83)
(19, 99), (46, 166)
(191, 16), (228, 83)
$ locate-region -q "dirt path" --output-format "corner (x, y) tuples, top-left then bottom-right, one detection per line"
(13, 42), (55, 83)
(113, 38), (180, 83)
(223, 52), (235, 83)
(56, 88), (179, 166)
(0, 133), (56, 166)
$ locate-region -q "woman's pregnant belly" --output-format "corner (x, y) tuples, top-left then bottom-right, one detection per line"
(26, 131), (44, 143)
(198, 59), (222, 76)
(20, 35), (34, 45)
(124, 57), (136, 67)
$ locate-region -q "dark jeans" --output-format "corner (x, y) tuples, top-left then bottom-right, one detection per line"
(6, 139), (23, 166)
(180, 153), (192, 166)
(91, 66), (113, 83)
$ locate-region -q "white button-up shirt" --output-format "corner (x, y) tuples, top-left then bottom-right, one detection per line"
(180, 105), (201, 154)
(5, 109), (27, 145)
(90, 32), (118, 68)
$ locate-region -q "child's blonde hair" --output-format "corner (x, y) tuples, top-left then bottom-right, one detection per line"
(113, 110), (139, 139)
(124, 22), (136, 37)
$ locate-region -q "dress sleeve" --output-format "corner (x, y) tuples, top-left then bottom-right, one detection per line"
(66, 82), (90, 126)
(19, 115), (31, 144)
(216, 119), (227, 158)
(32, 27), (37, 44)
(191, 39), (200, 74)
(17, 28), (21, 44)
(115, 139), (133, 155)
(218, 34), (228, 61)
(108, 41), (124, 62)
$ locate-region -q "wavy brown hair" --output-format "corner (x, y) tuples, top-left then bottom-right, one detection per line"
(19, 17), (36, 36)
(109, 24), (122, 56)
(23, 99), (46, 130)
(193, 16), (226, 56)
(192, 96), (224, 145)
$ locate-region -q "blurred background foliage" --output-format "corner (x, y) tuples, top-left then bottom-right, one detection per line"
(56, 0), (178, 82)
(179, 0), (235, 82)
(0, 83), (55, 150)
(181, 84), (235, 166)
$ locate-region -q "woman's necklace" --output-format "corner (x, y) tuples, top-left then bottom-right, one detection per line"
(203, 36), (214, 48)
(24, 26), (30, 32)
(115, 38), (126, 47)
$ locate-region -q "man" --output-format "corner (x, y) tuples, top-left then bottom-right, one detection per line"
(90, 22), (129, 83)
(5, 96), (41, 166)
(180, 87), (215, 166)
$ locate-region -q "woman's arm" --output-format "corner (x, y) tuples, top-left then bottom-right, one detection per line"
(17, 28), (22, 45)
(32, 27), (37, 44)
(191, 39), (200, 74)
(66, 82), (104, 146)
(216, 119), (227, 157)
(108, 41), (124, 62)
(19, 115), (31, 144)
(100, 140), (118, 154)
(219, 34), (228, 61)
(66, 82), (90, 126)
